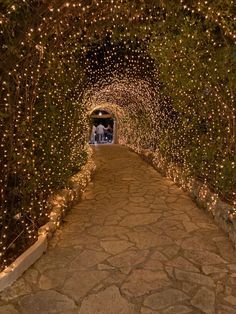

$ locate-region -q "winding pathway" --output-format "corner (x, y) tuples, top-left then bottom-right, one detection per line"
(1, 145), (236, 313)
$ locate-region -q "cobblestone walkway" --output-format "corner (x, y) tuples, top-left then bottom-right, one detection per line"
(1, 145), (236, 314)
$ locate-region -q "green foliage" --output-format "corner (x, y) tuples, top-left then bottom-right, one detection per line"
(0, 0), (235, 271)
(143, 10), (236, 197)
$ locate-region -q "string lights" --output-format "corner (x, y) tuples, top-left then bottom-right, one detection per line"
(0, 0), (235, 270)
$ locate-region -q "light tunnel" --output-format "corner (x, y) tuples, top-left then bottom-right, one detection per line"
(0, 0), (235, 270)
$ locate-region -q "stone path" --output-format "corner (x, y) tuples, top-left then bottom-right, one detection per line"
(1, 145), (236, 314)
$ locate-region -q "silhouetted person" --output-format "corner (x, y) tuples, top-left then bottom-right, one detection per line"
(90, 125), (96, 144)
(106, 124), (113, 142)
(96, 123), (107, 143)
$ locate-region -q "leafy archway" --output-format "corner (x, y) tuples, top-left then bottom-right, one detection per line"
(0, 0), (235, 270)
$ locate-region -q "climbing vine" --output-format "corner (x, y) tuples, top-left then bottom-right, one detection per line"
(0, 0), (235, 270)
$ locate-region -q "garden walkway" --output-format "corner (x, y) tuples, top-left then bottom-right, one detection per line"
(1, 145), (236, 314)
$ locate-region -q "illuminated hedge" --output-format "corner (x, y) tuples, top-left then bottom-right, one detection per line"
(0, 0), (235, 270)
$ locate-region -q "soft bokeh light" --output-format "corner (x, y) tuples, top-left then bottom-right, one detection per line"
(0, 0), (235, 270)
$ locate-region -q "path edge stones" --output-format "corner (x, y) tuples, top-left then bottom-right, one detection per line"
(0, 155), (96, 292)
(127, 145), (236, 250)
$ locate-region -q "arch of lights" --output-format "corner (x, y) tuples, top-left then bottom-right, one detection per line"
(0, 0), (235, 269)
(88, 101), (125, 144)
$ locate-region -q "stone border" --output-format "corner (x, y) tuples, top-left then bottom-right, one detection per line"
(129, 145), (236, 249)
(0, 155), (96, 292)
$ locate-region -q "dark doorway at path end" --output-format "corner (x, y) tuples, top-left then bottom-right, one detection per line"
(89, 110), (114, 144)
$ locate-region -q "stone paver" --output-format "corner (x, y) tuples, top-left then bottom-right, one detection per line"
(0, 305), (19, 314)
(191, 287), (215, 314)
(1, 145), (236, 313)
(79, 286), (136, 314)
